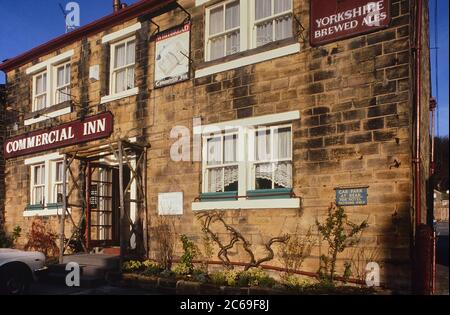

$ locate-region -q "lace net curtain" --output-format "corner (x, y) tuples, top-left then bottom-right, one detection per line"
(114, 41), (135, 93)
(210, 2), (240, 60)
(255, 127), (292, 188)
(256, 0), (292, 47)
(207, 136), (238, 192)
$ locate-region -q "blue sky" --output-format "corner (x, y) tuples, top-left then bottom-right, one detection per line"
(0, 0), (448, 136)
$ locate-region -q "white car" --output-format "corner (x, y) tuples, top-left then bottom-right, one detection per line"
(0, 249), (46, 295)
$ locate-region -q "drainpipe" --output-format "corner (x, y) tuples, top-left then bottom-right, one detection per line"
(414, 0), (423, 228)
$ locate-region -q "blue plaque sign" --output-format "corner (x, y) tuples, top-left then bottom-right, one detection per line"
(335, 187), (368, 206)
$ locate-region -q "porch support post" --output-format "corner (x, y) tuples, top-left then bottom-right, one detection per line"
(59, 154), (68, 264)
(118, 141), (126, 267)
(143, 146), (149, 258)
(85, 162), (91, 251)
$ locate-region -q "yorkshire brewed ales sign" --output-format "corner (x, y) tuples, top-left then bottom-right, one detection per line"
(335, 187), (369, 206)
(310, 0), (391, 46)
(154, 22), (191, 88)
(4, 112), (113, 158)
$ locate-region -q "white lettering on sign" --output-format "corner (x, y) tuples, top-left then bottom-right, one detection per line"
(313, 0), (388, 42)
(83, 118), (106, 136)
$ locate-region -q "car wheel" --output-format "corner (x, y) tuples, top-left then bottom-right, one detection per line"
(0, 265), (31, 295)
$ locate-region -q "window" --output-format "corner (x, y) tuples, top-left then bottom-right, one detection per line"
(205, 0), (293, 61)
(252, 126), (292, 190)
(33, 72), (47, 111)
(55, 63), (71, 104)
(52, 161), (64, 204)
(205, 132), (239, 193)
(111, 37), (136, 94)
(202, 125), (292, 194)
(207, 0), (241, 60)
(27, 155), (65, 209)
(31, 164), (46, 205)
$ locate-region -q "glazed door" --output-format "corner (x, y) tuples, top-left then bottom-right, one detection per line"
(88, 166), (120, 248)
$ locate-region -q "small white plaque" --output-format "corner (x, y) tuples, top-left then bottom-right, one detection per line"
(158, 192), (183, 215)
(89, 65), (100, 81)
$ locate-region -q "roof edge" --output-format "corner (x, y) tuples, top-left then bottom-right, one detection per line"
(0, 0), (177, 73)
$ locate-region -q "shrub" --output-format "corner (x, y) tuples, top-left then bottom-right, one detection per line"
(179, 234), (198, 274)
(316, 203), (368, 283)
(210, 270), (240, 287)
(123, 260), (143, 273)
(142, 260), (162, 276)
(173, 263), (191, 276)
(281, 274), (313, 290)
(279, 227), (314, 275)
(24, 219), (59, 258)
(238, 268), (276, 288)
(0, 226), (21, 248)
(152, 216), (178, 271)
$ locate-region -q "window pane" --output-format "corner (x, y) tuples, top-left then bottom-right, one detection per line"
(55, 162), (63, 182)
(126, 41), (136, 65)
(210, 36), (225, 60)
(275, 16), (292, 41)
(226, 31), (240, 55)
(208, 168), (223, 192)
(255, 163), (273, 189)
(207, 137), (222, 165)
(224, 134), (238, 163)
(65, 64), (71, 85)
(57, 66), (65, 87)
(225, 1), (240, 30)
(34, 166), (40, 185)
(274, 127), (292, 159)
(115, 69), (126, 93)
(34, 187), (44, 205)
(274, 162), (292, 188)
(224, 166), (238, 191)
(256, 21), (273, 47)
(115, 43), (126, 68)
(209, 6), (224, 35)
(127, 67), (135, 89)
(274, 0), (291, 14)
(35, 95), (46, 110)
(256, 129), (271, 161)
(255, 0), (272, 20)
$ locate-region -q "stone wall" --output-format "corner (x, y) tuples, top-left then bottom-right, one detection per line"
(1, 0), (432, 290)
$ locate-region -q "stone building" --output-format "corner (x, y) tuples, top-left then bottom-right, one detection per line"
(0, 0), (434, 290)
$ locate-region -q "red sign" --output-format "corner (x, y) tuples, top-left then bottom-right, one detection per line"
(310, 0), (391, 46)
(4, 112), (114, 159)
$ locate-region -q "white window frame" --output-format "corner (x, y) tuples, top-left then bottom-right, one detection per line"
(248, 124), (293, 190)
(31, 163), (46, 206)
(32, 71), (48, 112)
(203, 131), (240, 193)
(194, 111), (300, 210)
(27, 50), (74, 116)
(251, 0), (294, 48)
(204, 0), (293, 62)
(110, 36), (136, 95)
(24, 153), (67, 216)
(54, 62), (71, 105)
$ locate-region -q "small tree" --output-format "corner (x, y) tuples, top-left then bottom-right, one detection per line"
(279, 227), (315, 276)
(152, 216), (177, 271)
(316, 203), (368, 284)
(179, 234), (198, 274)
(24, 219), (59, 258)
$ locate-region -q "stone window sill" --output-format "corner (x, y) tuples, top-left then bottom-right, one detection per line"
(24, 102), (72, 126)
(192, 198), (300, 211)
(100, 87), (139, 104)
(24, 204), (69, 217)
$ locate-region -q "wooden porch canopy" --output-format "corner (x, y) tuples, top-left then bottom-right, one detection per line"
(57, 139), (149, 264)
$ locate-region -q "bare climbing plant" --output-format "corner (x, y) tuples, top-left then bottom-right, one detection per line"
(151, 216), (178, 271)
(196, 211), (289, 271)
(279, 227), (315, 275)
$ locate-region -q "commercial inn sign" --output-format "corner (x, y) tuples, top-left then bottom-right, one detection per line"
(4, 112), (113, 158)
(310, 0), (391, 46)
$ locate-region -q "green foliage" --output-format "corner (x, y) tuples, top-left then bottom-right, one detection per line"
(123, 260), (143, 272)
(279, 227), (314, 275)
(0, 226), (21, 248)
(24, 219), (59, 258)
(142, 260), (162, 276)
(179, 234), (198, 274)
(316, 204), (368, 283)
(173, 263), (191, 276)
(210, 269), (240, 287)
(238, 268), (276, 288)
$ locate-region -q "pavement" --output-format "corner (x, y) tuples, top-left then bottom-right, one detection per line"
(29, 282), (161, 295)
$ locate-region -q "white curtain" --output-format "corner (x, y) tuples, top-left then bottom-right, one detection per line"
(224, 135), (237, 163)
(275, 16), (292, 41)
(274, 0), (291, 14)
(115, 69), (126, 93)
(208, 168), (223, 192)
(226, 32), (240, 56)
(255, 0), (271, 19)
(57, 67), (65, 87)
(275, 127), (292, 159)
(65, 64), (71, 85)
(210, 6), (224, 35)
(256, 129), (271, 161)
(115, 43), (126, 68)
(211, 37), (225, 60)
(127, 67), (135, 89)
(207, 137), (222, 165)
(256, 22), (273, 47)
(224, 166), (238, 190)
(256, 163), (273, 183)
(225, 1), (240, 29)
(274, 162), (292, 188)
(126, 41), (136, 65)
